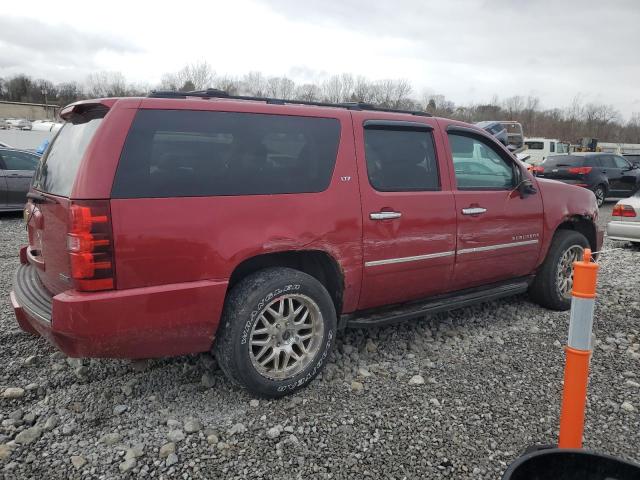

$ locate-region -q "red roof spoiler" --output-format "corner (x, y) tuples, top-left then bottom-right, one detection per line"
(60, 99), (118, 121)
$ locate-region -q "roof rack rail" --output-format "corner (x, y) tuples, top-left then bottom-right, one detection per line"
(147, 89), (432, 117)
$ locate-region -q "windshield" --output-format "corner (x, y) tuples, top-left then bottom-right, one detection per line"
(32, 108), (106, 196)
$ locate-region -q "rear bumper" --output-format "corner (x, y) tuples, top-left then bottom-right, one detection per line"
(606, 220), (640, 243)
(12, 264), (227, 358)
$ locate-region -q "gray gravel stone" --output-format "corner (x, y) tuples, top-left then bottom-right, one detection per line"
(100, 433), (122, 445)
(159, 442), (175, 458)
(119, 457), (136, 473)
(15, 426), (41, 445)
(167, 430), (185, 442)
(267, 425), (283, 439)
(165, 453), (178, 466)
(1, 388), (24, 399)
(70, 455), (86, 469)
(183, 418), (202, 433)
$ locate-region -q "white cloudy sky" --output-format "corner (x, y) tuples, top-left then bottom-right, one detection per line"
(1, 0), (639, 117)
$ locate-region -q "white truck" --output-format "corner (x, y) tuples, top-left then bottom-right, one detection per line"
(520, 137), (569, 165)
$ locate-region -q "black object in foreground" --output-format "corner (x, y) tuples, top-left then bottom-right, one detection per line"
(503, 448), (640, 480)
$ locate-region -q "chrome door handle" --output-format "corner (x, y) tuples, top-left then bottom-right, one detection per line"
(462, 207), (487, 215)
(370, 211), (402, 220)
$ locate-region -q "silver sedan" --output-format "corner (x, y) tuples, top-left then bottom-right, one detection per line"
(607, 192), (640, 243)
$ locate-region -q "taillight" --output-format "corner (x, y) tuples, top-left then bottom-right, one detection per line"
(568, 167), (592, 174)
(612, 204), (637, 218)
(531, 166), (544, 174)
(67, 201), (115, 291)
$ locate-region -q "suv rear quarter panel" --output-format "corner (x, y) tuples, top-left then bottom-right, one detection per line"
(109, 102), (363, 314)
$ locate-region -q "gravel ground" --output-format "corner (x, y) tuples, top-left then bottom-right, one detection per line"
(1, 201), (638, 479)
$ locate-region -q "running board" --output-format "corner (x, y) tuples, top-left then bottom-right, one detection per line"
(342, 277), (532, 328)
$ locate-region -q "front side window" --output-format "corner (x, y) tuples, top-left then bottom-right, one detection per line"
(613, 156), (630, 169)
(0, 150), (39, 170)
(449, 133), (516, 190)
(364, 127), (439, 192)
(112, 110), (341, 198)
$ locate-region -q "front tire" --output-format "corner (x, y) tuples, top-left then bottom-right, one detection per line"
(214, 267), (337, 398)
(529, 230), (589, 311)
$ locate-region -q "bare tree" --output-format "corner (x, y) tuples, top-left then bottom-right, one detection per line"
(295, 83), (321, 102)
(86, 71), (128, 97)
(160, 61), (215, 91)
(266, 76), (296, 99)
(503, 95), (524, 119)
(241, 71), (267, 96)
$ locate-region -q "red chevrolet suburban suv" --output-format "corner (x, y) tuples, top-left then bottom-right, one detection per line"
(11, 90), (603, 397)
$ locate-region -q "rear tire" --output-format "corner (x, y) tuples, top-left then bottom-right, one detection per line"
(214, 267), (337, 398)
(529, 230), (590, 311)
(593, 184), (606, 207)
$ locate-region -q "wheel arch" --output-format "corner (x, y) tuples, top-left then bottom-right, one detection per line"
(555, 215), (598, 252)
(228, 250), (345, 314)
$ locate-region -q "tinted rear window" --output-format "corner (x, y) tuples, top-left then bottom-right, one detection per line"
(524, 141), (544, 150)
(542, 155), (585, 167)
(32, 108), (106, 196)
(112, 110), (341, 198)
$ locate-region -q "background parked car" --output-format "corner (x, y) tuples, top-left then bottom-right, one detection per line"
(607, 192), (640, 244)
(532, 152), (640, 206)
(0, 147), (40, 211)
(31, 120), (64, 132)
(7, 119), (33, 130)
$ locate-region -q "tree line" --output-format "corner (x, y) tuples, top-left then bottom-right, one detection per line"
(1, 61), (639, 143)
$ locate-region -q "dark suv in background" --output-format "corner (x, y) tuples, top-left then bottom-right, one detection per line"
(533, 153), (640, 206)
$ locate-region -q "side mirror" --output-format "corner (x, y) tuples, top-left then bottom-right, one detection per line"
(516, 178), (537, 198)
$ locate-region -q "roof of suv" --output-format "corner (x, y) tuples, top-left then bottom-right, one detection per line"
(143, 89), (434, 118)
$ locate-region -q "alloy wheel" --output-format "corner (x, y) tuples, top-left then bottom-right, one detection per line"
(556, 245), (584, 299)
(249, 294), (324, 380)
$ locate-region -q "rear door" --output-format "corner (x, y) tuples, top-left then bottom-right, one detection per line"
(354, 113), (457, 310)
(0, 149), (39, 208)
(27, 107), (107, 294)
(445, 126), (543, 291)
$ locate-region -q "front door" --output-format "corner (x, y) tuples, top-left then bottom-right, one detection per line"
(445, 128), (543, 291)
(354, 114), (457, 310)
(0, 149), (39, 208)
(611, 155), (638, 195)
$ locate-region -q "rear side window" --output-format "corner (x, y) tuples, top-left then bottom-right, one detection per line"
(32, 108), (106, 196)
(364, 127), (439, 191)
(112, 110), (340, 198)
(525, 141), (544, 150)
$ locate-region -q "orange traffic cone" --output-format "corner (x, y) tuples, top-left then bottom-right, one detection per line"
(558, 248), (599, 449)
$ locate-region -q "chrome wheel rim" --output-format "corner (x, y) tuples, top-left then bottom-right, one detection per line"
(594, 188), (605, 206)
(249, 294), (324, 380)
(556, 245), (584, 299)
